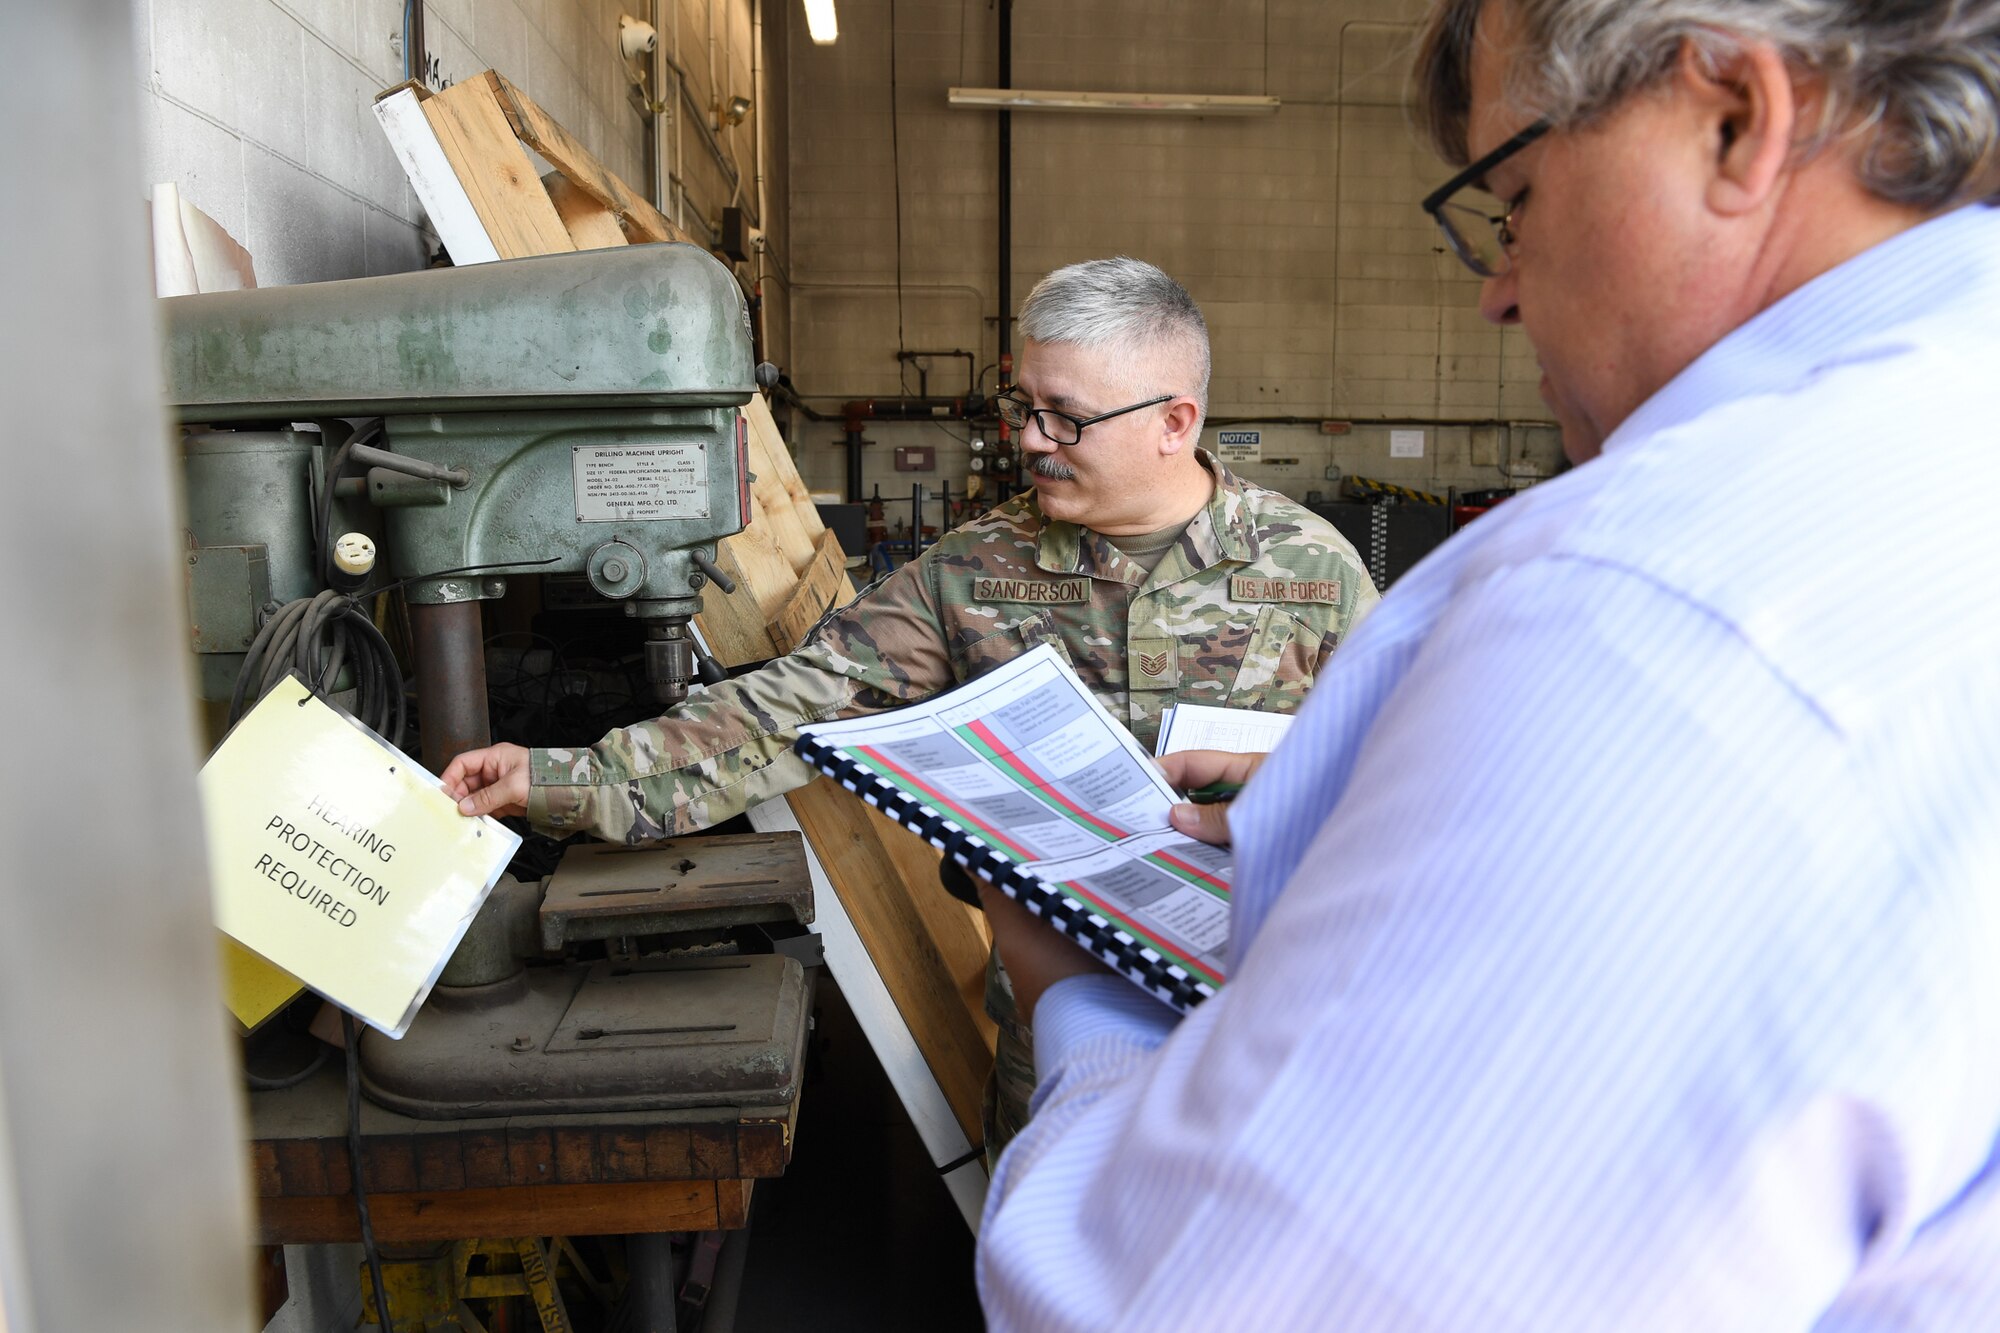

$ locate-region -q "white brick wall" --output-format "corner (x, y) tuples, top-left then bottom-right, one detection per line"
(135, 0), (730, 288)
(784, 0), (1558, 502)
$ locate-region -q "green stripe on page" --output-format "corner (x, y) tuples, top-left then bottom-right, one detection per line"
(954, 720), (1129, 842)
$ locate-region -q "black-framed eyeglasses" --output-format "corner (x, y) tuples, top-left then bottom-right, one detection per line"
(1421, 118), (1552, 278)
(994, 389), (1174, 446)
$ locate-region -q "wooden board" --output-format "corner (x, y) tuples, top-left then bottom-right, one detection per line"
(747, 395), (827, 540)
(258, 1179), (752, 1244)
(485, 71), (694, 246)
(420, 78), (575, 259)
(862, 799), (996, 1041)
(741, 410), (817, 573)
(694, 536), (787, 666)
(784, 778), (998, 1144)
(698, 402), (853, 663)
(745, 795), (988, 1231)
(773, 529), (851, 653)
(543, 172), (629, 251)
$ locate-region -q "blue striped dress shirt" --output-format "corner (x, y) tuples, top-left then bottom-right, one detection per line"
(977, 201), (2000, 1331)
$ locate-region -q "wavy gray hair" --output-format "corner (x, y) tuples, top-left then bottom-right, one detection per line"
(1017, 257), (1212, 425)
(1414, 0), (2000, 209)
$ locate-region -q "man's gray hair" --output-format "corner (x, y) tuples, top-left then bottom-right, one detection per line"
(1415, 0), (2000, 210)
(1017, 257), (1212, 422)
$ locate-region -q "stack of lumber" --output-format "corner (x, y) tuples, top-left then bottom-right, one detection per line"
(694, 401), (853, 667)
(372, 71), (996, 1148)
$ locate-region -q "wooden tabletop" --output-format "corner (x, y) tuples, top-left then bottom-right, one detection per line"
(247, 1064), (798, 1243)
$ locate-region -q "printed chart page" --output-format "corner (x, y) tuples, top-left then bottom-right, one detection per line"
(1027, 829), (1235, 994)
(800, 644), (1234, 988)
(1156, 702), (1296, 756)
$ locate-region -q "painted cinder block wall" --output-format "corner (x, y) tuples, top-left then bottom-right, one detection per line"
(131, 0), (785, 314)
(781, 0), (1563, 508)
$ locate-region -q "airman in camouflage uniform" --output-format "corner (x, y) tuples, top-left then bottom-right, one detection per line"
(523, 456), (1375, 841)
(444, 257), (1379, 1166)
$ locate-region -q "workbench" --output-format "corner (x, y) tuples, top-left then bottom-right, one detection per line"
(247, 1064), (798, 1244)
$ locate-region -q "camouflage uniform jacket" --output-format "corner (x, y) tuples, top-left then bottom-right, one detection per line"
(526, 451), (1378, 840)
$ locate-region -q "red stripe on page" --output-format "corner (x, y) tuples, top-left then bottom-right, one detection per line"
(853, 745), (1035, 860)
(1055, 877), (1225, 989)
(1147, 851), (1229, 896)
(962, 719), (1129, 840)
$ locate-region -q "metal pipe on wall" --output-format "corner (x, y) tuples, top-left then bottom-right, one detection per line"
(843, 424), (866, 501)
(673, 1), (688, 230)
(997, 0), (1013, 371)
(663, 46), (744, 201)
(836, 397), (988, 501)
(410, 0), (427, 83)
(651, 0), (669, 214)
(752, 0), (767, 233)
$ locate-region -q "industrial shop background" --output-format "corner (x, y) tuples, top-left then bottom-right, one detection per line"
(1, 2), (1561, 1332)
(131, 0), (1562, 529)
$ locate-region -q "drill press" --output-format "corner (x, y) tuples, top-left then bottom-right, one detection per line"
(166, 245), (812, 1120)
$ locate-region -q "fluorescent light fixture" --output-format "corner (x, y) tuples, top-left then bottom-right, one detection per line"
(947, 87), (1281, 116)
(803, 0), (838, 44)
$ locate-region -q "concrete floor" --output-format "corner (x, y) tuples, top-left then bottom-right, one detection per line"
(729, 976), (986, 1332)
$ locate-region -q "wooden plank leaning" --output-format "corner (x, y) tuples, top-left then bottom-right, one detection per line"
(543, 173), (630, 252)
(418, 78), (575, 259)
(772, 531), (849, 653)
(751, 396), (829, 541)
(483, 71), (694, 246)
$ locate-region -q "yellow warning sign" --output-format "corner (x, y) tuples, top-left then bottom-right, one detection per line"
(200, 675), (520, 1037)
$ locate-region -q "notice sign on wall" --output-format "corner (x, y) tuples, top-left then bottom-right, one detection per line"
(200, 675), (520, 1037)
(1216, 429), (1261, 463)
(1389, 429), (1426, 459)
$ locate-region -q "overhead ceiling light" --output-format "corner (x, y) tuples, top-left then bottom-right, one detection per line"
(947, 87), (1281, 116)
(803, 0), (838, 44)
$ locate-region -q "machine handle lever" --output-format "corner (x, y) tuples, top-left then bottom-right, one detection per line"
(349, 442), (471, 489)
(691, 548), (736, 594)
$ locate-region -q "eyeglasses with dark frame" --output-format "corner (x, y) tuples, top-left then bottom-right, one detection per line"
(1421, 118), (1553, 278)
(993, 389), (1175, 446)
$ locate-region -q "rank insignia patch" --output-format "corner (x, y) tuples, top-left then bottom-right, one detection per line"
(1129, 637), (1178, 688)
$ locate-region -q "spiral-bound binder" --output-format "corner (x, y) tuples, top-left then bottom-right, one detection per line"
(792, 645), (1231, 1015)
(795, 731), (1216, 1013)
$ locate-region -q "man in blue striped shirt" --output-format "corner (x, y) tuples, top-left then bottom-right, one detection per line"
(976, 1), (2000, 1328)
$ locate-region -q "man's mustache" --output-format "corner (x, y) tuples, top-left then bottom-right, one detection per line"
(1028, 454), (1076, 481)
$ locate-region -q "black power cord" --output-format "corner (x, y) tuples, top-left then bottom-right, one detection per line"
(242, 1043), (331, 1092)
(229, 418), (407, 742)
(342, 1012), (394, 1329)
(228, 588), (407, 744)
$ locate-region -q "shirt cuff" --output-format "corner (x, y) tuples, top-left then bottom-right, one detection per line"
(526, 746), (602, 832)
(1032, 974), (1177, 1086)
